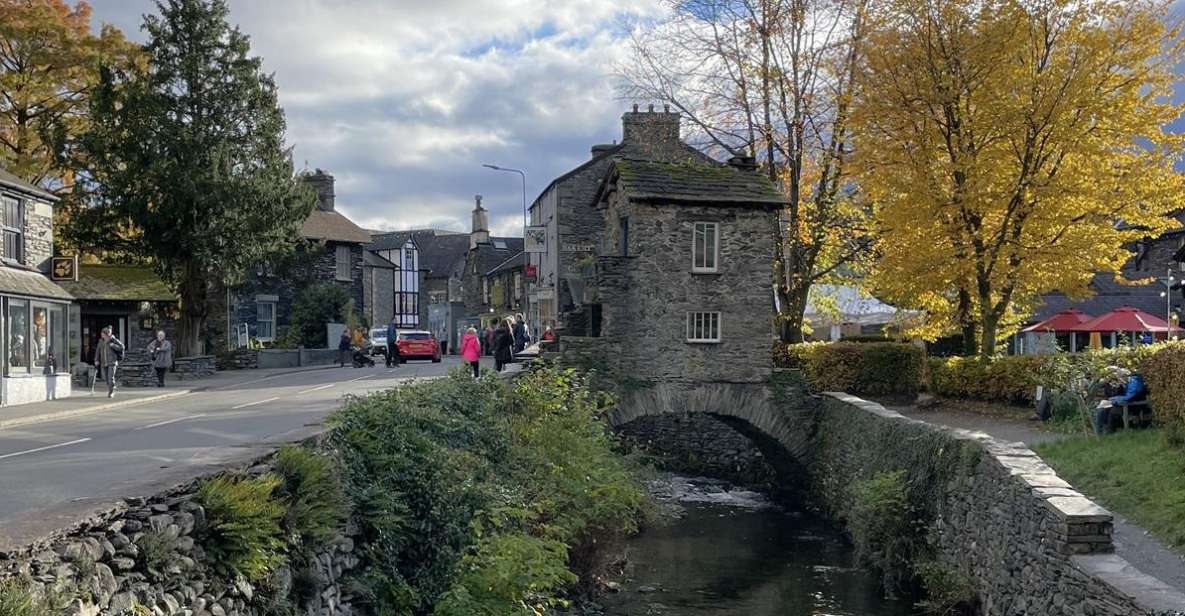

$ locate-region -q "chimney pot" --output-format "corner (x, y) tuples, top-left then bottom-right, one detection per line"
(633, 103), (639, 112)
(648, 104), (655, 112)
(727, 155), (759, 172)
(663, 103), (670, 112)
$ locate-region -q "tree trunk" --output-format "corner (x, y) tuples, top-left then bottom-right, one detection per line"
(176, 261), (208, 357)
(957, 288), (977, 356)
(781, 282), (810, 343)
(979, 313), (999, 360)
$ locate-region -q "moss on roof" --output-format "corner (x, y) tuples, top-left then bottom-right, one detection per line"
(609, 159), (784, 205)
(56, 264), (175, 302)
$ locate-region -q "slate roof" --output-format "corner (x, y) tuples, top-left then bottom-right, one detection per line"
(0, 166), (58, 202)
(532, 141), (718, 207)
(487, 251), (526, 277)
(363, 251), (397, 269)
(55, 264), (174, 302)
(0, 265), (74, 300)
(369, 230), (473, 279)
(1028, 272), (1168, 324)
(301, 210), (373, 244)
(472, 238), (525, 278)
(598, 159), (785, 207)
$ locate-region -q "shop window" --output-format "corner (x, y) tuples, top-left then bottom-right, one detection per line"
(32, 305), (48, 368)
(50, 304), (67, 371)
(7, 299), (29, 372)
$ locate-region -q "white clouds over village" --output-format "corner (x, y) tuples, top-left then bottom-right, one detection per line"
(88, 0), (666, 237)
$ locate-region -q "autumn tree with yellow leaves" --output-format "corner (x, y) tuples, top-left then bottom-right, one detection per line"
(854, 0), (1185, 357)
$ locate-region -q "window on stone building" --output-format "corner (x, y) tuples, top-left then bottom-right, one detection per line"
(2, 195), (23, 263)
(619, 216), (630, 257)
(335, 245), (352, 281)
(256, 301), (276, 341)
(692, 222), (719, 273)
(686, 311), (721, 343)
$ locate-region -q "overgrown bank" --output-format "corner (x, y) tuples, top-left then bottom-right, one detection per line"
(0, 367), (650, 616)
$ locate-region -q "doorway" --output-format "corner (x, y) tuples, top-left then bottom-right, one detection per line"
(81, 314), (126, 364)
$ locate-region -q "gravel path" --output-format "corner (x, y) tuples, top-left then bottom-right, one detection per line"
(892, 405), (1185, 594)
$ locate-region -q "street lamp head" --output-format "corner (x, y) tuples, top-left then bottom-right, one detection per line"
(482, 164), (501, 171)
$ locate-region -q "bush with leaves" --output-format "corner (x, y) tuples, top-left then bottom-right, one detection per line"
(283, 283), (353, 348)
(776, 341), (925, 396)
(196, 474), (287, 581)
(846, 470), (921, 596)
(1143, 342), (1185, 444)
(273, 445), (349, 552)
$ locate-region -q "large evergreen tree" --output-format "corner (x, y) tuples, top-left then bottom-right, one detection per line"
(76, 0), (314, 355)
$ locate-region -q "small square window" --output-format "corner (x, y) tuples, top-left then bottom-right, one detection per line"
(692, 222), (718, 273)
(686, 311), (721, 343)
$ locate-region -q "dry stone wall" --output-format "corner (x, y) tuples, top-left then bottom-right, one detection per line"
(815, 392), (1185, 616)
(0, 451), (358, 616)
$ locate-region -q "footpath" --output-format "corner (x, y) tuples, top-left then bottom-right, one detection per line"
(0, 364), (340, 431)
(892, 403), (1185, 595)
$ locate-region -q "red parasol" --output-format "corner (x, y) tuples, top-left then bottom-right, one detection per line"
(1069, 306), (1182, 333)
(1022, 308), (1093, 333)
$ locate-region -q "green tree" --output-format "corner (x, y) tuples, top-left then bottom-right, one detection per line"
(74, 0), (314, 355)
(281, 282), (352, 348)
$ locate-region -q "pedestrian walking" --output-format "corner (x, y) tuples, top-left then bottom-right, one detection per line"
(493, 318), (514, 372)
(513, 313), (530, 353)
(338, 330), (351, 367)
(483, 325), (494, 356)
(95, 326), (125, 398)
(386, 318), (400, 367)
(147, 330), (173, 387)
(461, 326), (481, 378)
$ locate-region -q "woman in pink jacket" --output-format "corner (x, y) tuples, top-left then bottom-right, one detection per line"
(461, 326), (481, 378)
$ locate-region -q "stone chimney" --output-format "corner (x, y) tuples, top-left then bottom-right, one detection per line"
(470, 194), (490, 249)
(591, 143), (616, 159)
(621, 103), (681, 150)
(727, 155), (759, 173)
(305, 169), (335, 212)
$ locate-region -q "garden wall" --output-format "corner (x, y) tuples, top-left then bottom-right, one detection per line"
(814, 392), (1185, 616)
(0, 447), (357, 616)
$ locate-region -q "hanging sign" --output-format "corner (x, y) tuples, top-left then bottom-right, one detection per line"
(525, 226), (547, 253)
(51, 256), (78, 282)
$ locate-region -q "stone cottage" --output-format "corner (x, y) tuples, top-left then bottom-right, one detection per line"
(527, 105), (717, 337)
(460, 196), (523, 333)
(0, 166), (74, 406)
(486, 250), (527, 318)
(222, 170), (371, 349)
(582, 157), (782, 384)
(54, 264), (177, 368)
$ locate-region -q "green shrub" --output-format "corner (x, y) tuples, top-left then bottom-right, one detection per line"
(433, 533), (578, 616)
(846, 470), (920, 596)
(135, 529), (177, 577)
(273, 445), (349, 551)
(0, 579), (39, 616)
(196, 474), (287, 581)
(915, 561), (979, 615)
(1142, 342), (1185, 443)
(284, 283), (353, 348)
(776, 341), (925, 396)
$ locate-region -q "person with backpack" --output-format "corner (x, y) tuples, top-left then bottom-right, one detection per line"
(95, 326), (125, 398)
(147, 330), (174, 387)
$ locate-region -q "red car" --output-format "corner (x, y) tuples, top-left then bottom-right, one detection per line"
(396, 330), (441, 363)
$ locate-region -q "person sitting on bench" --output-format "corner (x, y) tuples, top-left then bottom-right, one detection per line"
(1093, 368), (1146, 434)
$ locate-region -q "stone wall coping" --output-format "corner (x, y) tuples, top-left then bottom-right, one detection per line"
(821, 390), (1185, 615)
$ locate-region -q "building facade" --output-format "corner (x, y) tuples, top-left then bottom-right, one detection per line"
(224, 170), (370, 349)
(460, 196), (524, 330)
(0, 167), (73, 406)
(586, 158), (782, 384)
(527, 105), (718, 337)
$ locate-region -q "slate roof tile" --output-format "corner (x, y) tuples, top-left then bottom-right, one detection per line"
(605, 159), (784, 206)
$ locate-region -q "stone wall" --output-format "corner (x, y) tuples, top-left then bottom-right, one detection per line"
(813, 392), (1185, 616)
(24, 199), (55, 273)
(594, 196), (778, 385)
(616, 413), (777, 486)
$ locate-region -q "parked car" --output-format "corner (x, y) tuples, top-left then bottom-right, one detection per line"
(396, 330), (441, 363)
(369, 328), (388, 357)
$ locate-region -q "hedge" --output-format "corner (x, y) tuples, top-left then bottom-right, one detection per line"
(775, 341), (925, 396)
(1143, 342), (1185, 440)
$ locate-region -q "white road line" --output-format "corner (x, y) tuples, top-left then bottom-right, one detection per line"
(347, 374), (375, 383)
(136, 414), (207, 430)
(230, 397), (280, 410)
(0, 438), (92, 461)
(297, 384), (335, 395)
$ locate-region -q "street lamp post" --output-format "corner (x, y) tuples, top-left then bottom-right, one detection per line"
(481, 164), (527, 237)
(1159, 267), (1179, 341)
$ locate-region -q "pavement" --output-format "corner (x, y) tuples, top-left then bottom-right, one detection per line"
(893, 404), (1185, 595)
(0, 356), (486, 551)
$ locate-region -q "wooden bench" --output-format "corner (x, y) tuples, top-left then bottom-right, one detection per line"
(1120, 400), (1154, 430)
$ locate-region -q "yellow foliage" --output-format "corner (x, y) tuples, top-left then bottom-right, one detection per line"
(853, 0), (1185, 355)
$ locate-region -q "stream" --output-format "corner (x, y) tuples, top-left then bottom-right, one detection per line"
(597, 476), (918, 616)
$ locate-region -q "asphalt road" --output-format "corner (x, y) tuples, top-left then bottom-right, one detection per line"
(0, 357), (469, 534)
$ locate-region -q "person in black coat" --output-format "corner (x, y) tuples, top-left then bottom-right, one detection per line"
(493, 318), (515, 372)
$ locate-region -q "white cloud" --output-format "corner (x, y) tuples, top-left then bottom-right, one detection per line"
(88, 0), (667, 233)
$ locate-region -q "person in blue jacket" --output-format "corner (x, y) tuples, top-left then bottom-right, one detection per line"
(1093, 369), (1146, 434)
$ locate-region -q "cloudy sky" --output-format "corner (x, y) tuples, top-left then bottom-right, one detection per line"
(87, 0), (666, 237)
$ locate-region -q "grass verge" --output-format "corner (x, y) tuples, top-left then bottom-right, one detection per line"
(1035, 429), (1185, 550)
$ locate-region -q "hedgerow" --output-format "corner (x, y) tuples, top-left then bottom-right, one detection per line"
(1142, 342), (1185, 443)
(775, 341), (925, 396)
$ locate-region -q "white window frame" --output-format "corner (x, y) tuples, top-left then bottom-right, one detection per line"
(686, 311), (722, 343)
(692, 222), (719, 273)
(335, 245), (352, 281)
(1, 195), (24, 265)
(256, 300), (277, 341)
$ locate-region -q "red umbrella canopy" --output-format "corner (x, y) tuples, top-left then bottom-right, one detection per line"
(1069, 306), (1181, 333)
(1023, 308), (1093, 333)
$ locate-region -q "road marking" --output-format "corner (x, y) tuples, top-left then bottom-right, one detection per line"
(230, 397), (280, 410)
(297, 384), (335, 395)
(136, 414), (207, 430)
(0, 438), (92, 461)
(347, 374), (375, 383)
